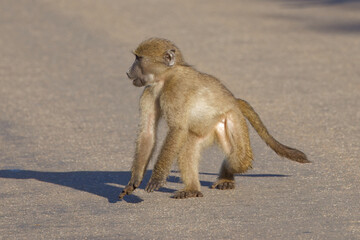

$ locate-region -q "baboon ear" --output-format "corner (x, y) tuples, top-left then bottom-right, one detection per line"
(164, 49), (176, 67)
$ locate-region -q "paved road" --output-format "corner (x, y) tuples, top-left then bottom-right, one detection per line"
(1, 0), (359, 239)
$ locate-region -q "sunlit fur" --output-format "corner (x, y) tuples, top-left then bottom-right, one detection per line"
(120, 38), (309, 200)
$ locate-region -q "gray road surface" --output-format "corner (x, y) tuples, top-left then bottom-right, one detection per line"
(1, 0), (359, 239)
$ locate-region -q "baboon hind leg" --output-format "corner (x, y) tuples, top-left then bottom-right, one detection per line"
(212, 111), (253, 190)
(173, 133), (204, 199)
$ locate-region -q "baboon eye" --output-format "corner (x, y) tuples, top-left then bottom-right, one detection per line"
(135, 55), (142, 61)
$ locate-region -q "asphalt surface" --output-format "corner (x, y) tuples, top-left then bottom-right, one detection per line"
(1, 0), (359, 239)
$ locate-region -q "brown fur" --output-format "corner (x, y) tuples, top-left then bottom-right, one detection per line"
(119, 38), (309, 200)
(237, 99), (309, 163)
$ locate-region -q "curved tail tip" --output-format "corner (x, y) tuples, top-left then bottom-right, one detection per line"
(294, 153), (311, 163)
(285, 150), (311, 163)
(298, 158), (311, 164)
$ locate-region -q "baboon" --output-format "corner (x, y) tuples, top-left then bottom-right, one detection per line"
(119, 38), (309, 199)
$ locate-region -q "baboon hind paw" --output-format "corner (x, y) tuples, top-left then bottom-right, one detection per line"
(211, 179), (235, 190)
(172, 190), (203, 199)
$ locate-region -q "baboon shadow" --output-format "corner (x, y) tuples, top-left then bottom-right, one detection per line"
(0, 169), (289, 203)
(0, 169), (167, 204)
(171, 171), (290, 188)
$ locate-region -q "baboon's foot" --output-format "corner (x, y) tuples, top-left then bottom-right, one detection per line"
(145, 178), (164, 192)
(211, 179), (235, 190)
(172, 190), (203, 199)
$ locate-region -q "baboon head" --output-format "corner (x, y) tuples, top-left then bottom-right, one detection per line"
(126, 38), (185, 87)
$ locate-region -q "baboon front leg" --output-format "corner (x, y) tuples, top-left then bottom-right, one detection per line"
(120, 132), (156, 198)
(145, 128), (187, 192)
(119, 89), (160, 199)
(173, 133), (203, 199)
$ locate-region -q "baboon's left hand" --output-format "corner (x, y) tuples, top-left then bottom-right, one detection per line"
(145, 178), (164, 192)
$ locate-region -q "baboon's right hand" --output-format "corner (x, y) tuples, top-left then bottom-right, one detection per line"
(119, 180), (141, 199)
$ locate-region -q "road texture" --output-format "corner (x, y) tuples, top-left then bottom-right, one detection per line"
(1, 0), (359, 239)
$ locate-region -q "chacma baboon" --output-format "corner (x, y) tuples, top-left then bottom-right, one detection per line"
(119, 38), (309, 199)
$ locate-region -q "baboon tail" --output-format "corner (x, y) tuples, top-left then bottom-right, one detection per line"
(237, 99), (310, 163)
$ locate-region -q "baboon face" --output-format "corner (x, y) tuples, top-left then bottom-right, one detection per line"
(126, 38), (180, 87)
(126, 54), (153, 87)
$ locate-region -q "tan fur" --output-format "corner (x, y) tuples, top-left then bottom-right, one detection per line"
(237, 99), (309, 163)
(119, 38), (309, 200)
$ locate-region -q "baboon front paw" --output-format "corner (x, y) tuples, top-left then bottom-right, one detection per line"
(145, 178), (164, 192)
(211, 179), (235, 190)
(172, 190), (203, 199)
(119, 180), (141, 199)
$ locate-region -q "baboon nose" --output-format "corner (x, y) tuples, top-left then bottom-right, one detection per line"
(126, 72), (131, 79)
